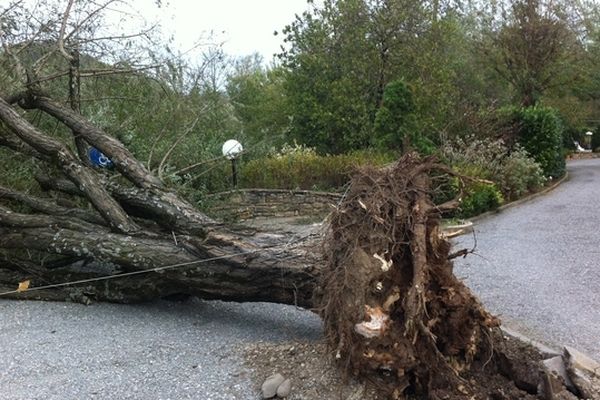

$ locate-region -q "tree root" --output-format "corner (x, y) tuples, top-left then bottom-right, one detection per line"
(316, 153), (499, 398)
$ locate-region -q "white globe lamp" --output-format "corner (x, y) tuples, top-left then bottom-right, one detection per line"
(222, 139), (243, 188)
(222, 139), (243, 160)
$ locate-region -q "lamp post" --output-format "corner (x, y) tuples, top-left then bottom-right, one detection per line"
(585, 131), (593, 150)
(222, 139), (243, 188)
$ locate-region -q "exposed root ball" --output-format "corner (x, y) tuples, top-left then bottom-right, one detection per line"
(316, 154), (499, 399)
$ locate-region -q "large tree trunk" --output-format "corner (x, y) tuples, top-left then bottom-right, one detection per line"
(0, 221), (319, 306)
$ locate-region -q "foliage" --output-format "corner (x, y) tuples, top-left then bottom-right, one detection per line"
(278, 0), (477, 154)
(440, 136), (545, 204)
(498, 146), (547, 199)
(226, 56), (290, 152)
(506, 106), (566, 178)
(280, 0), (380, 154)
(479, 0), (587, 106)
(373, 80), (422, 151)
(240, 143), (395, 190)
(456, 183), (504, 219)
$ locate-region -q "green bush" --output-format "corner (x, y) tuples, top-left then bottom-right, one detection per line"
(440, 136), (545, 201)
(240, 143), (395, 190)
(456, 183), (504, 219)
(497, 146), (546, 200)
(507, 106), (565, 178)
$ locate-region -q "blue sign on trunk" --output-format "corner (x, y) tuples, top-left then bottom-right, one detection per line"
(88, 147), (113, 168)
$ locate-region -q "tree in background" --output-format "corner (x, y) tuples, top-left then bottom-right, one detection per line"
(226, 55), (290, 152)
(280, 0), (380, 154)
(373, 79), (419, 151)
(278, 0), (508, 152)
(482, 0), (588, 107)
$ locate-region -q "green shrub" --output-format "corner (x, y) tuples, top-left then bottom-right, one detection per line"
(440, 136), (545, 201)
(507, 106), (565, 178)
(497, 146), (546, 200)
(240, 143), (395, 190)
(456, 183), (503, 219)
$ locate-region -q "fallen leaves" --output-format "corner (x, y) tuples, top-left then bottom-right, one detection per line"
(16, 280), (30, 293)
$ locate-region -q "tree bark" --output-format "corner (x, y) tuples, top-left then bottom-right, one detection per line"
(0, 214), (319, 306)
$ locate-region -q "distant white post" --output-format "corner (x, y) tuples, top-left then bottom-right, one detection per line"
(585, 131), (593, 150)
(222, 139), (243, 188)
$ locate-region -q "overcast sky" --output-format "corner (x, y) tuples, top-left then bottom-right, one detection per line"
(129, 0), (320, 62)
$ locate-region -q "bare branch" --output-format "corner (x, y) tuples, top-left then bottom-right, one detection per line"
(32, 65), (161, 85)
(0, 205), (103, 232)
(0, 185), (106, 226)
(171, 154), (227, 176)
(78, 65), (161, 78)
(72, 24), (158, 46)
(57, 0), (75, 61)
(63, 0), (119, 43)
(157, 110), (206, 181)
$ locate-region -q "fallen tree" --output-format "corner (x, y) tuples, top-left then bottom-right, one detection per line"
(2, 92), (592, 399)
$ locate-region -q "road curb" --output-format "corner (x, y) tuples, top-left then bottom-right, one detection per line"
(469, 171), (569, 224)
(500, 325), (561, 358)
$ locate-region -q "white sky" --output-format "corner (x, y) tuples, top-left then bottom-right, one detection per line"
(129, 0), (320, 62)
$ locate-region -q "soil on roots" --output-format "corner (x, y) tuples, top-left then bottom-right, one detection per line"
(240, 332), (542, 400)
(314, 154), (501, 399)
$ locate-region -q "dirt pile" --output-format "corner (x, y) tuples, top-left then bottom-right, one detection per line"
(241, 334), (543, 400)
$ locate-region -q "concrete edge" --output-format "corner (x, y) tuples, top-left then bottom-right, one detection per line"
(469, 171), (569, 224)
(499, 325), (561, 359)
(500, 324), (600, 379)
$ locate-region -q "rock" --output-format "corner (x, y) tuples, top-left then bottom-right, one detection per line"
(566, 367), (599, 399)
(261, 373), (285, 399)
(563, 347), (600, 399)
(563, 346), (600, 378)
(542, 356), (576, 392)
(496, 349), (540, 393)
(539, 366), (579, 400)
(276, 378), (292, 398)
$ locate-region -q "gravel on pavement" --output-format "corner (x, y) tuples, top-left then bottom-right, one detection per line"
(0, 298), (321, 400)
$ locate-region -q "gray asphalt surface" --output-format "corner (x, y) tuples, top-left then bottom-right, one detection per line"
(454, 158), (600, 361)
(0, 299), (321, 400)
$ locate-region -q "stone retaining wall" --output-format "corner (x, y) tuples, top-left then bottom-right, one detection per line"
(206, 189), (342, 220)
